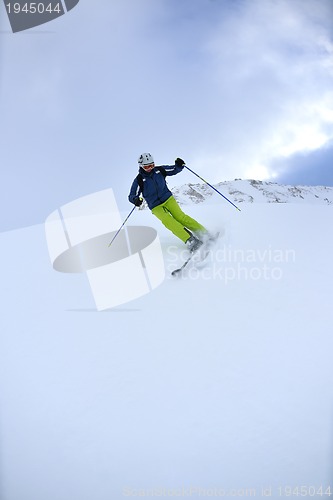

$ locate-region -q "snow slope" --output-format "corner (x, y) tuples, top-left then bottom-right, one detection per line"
(1, 196), (333, 500)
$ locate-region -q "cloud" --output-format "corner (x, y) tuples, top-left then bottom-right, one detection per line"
(270, 140), (333, 187)
(186, 0), (333, 182)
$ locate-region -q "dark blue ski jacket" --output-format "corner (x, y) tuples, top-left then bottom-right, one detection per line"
(128, 164), (184, 210)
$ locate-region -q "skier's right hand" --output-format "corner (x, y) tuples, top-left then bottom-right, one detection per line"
(134, 197), (143, 207)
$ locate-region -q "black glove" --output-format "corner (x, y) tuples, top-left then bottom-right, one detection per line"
(175, 157), (185, 167)
(133, 197), (143, 207)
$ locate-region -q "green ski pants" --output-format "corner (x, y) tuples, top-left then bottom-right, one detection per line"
(151, 196), (207, 243)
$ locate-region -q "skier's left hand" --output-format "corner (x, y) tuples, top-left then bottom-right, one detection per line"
(175, 157), (185, 167)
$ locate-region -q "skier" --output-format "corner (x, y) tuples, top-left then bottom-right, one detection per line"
(128, 153), (208, 252)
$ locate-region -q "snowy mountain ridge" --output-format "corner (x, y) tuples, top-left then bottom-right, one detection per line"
(168, 178), (333, 206)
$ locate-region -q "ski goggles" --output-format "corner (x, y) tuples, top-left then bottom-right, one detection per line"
(142, 163), (155, 172)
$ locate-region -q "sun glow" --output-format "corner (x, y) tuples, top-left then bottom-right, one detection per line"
(244, 164), (271, 180)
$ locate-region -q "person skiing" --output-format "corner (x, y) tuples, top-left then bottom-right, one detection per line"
(128, 153), (209, 252)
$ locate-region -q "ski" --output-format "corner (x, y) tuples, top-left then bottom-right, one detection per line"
(171, 232), (220, 277)
(171, 251), (197, 276)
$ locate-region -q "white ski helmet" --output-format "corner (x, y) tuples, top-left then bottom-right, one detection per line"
(138, 152), (154, 165)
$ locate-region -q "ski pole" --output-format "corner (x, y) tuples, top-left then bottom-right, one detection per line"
(108, 204), (137, 247)
(184, 165), (241, 212)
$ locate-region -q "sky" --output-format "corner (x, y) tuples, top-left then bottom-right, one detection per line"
(0, 0), (333, 232)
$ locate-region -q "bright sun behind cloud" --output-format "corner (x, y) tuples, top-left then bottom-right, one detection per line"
(244, 164), (271, 180)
